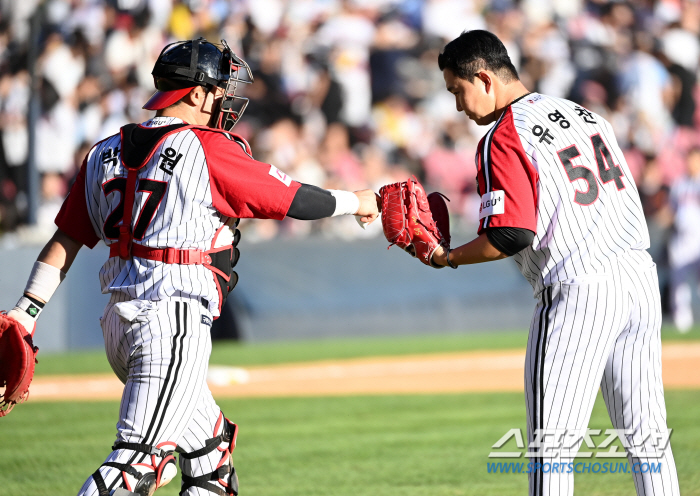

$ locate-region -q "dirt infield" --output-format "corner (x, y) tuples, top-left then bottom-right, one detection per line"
(27, 342), (700, 401)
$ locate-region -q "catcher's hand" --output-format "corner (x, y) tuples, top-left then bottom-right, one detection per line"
(0, 311), (39, 416)
(354, 189), (381, 225)
(379, 176), (450, 267)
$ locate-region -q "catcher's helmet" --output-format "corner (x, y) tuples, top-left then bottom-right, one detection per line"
(143, 38), (253, 131)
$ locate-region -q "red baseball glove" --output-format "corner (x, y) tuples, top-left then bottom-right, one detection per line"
(379, 176), (450, 267)
(0, 312), (38, 416)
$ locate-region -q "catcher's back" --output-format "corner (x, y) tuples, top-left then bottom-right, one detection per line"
(81, 119), (235, 305)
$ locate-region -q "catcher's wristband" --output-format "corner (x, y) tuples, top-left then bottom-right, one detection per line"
(446, 248), (458, 269)
(24, 261), (66, 302)
(14, 295), (46, 321)
(328, 190), (360, 216)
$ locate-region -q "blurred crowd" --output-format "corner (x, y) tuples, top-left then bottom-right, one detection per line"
(2, 0), (700, 322)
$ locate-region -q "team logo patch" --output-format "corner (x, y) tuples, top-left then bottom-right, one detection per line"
(201, 315), (212, 327)
(479, 190), (505, 219)
(269, 165), (292, 186)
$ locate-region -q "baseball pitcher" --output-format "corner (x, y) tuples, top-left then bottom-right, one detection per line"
(381, 30), (680, 496)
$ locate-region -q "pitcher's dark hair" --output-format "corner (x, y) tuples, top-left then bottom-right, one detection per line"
(438, 30), (519, 83)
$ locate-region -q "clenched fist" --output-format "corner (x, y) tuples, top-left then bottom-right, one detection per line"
(353, 189), (381, 225)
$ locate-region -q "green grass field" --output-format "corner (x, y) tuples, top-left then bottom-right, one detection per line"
(33, 324), (700, 377)
(3, 327), (699, 495)
(1, 392), (699, 496)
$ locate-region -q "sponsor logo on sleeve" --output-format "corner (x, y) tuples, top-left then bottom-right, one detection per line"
(269, 164), (292, 186)
(479, 190), (505, 219)
(201, 314), (212, 327)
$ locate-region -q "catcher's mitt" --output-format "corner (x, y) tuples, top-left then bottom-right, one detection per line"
(0, 312), (38, 416)
(379, 176), (450, 267)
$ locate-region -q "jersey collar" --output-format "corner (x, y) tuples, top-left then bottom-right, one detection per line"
(508, 92), (534, 107)
(142, 116), (186, 128)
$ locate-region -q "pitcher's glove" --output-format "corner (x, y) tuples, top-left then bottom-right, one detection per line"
(379, 176), (450, 267)
(0, 312), (38, 416)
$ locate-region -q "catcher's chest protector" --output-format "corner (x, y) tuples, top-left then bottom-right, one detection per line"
(111, 124), (239, 316)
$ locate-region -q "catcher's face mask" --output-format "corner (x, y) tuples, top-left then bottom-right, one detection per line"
(215, 40), (254, 132)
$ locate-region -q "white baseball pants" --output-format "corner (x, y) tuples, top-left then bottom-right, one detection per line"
(525, 259), (680, 496)
(77, 297), (230, 496)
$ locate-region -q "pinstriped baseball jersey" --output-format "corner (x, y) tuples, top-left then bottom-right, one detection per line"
(55, 116), (301, 316)
(472, 92), (679, 496)
(475, 93), (651, 296)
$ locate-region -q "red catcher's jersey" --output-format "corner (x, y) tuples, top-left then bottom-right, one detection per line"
(55, 117), (301, 316)
(475, 93), (651, 296)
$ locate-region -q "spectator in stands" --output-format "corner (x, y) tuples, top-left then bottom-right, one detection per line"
(669, 148), (700, 332)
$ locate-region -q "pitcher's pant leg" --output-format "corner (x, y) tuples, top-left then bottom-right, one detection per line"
(526, 277), (628, 496)
(601, 264), (680, 496)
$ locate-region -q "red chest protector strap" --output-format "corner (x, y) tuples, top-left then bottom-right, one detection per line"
(116, 167), (139, 259)
(109, 243), (213, 264)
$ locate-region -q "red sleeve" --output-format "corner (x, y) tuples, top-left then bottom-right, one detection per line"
(194, 129), (301, 219)
(476, 108), (538, 235)
(55, 157), (100, 248)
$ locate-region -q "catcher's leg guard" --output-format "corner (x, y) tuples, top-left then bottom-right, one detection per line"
(91, 442), (178, 496)
(178, 414), (239, 495)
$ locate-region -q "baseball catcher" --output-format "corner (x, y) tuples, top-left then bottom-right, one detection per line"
(0, 37), (379, 496)
(379, 176), (451, 267)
